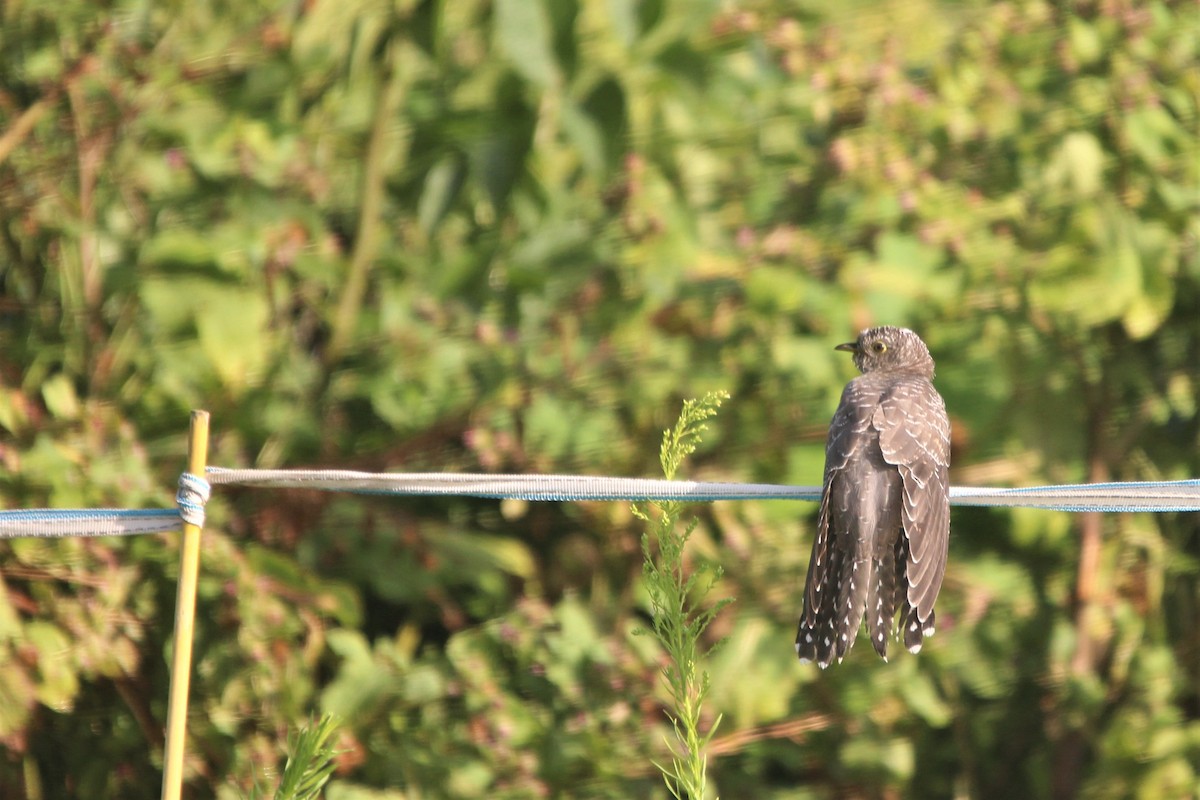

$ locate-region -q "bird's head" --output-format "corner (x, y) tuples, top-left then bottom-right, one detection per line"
(836, 326), (936, 376)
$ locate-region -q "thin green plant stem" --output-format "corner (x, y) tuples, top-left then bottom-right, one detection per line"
(635, 391), (733, 800)
(245, 714), (342, 800)
(327, 31), (405, 363)
(273, 714), (341, 800)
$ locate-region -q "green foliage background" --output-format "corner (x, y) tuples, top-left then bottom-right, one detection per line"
(1, 0), (1198, 797)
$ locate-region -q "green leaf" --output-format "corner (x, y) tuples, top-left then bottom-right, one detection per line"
(494, 0), (559, 86)
(321, 630), (391, 716)
(0, 661), (35, 739)
(745, 266), (812, 314)
(417, 156), (466, 235)
(195, 287), (271, 390)
(40, 374), (80, 421)
(1067, 17), (1103, 66)
(431, 529), (535, 580)
(27, 621), (79, 711)
(140, 229), (220, 273)
(606, 0), (640, 47)
(900, 671), (953, 727)
(1045, 132), (1105, 197)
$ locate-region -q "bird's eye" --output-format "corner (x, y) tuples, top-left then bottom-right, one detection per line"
(871, 341), (887, 354)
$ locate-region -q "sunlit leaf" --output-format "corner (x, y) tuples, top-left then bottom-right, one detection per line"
(494, 0), (559, 87)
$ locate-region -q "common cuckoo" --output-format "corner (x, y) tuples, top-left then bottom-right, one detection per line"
(796, 326), (950, 667)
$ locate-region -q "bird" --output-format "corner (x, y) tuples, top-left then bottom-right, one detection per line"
(795, 326), (951, 668)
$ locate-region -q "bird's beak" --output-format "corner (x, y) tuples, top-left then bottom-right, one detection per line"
(834, 342), (857, 353)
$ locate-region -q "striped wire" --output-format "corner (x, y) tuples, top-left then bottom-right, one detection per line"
(1, 469), (1196, 539)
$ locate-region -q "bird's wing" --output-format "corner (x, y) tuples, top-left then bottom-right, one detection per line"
(823, 380), (878, 478)
(801, 381), (868, 618)
(871, 377), (951, 619)
(797, 381), (876, 664)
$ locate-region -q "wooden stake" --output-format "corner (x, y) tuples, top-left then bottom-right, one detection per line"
(161, 411), (210, 800)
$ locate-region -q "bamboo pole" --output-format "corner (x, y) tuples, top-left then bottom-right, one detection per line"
(160, 411), (210, 800)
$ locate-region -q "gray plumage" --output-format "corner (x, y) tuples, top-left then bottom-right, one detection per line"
(796, 326), (951, 668)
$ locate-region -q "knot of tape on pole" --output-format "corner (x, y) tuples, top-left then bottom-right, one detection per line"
(176, 472), (212, 527)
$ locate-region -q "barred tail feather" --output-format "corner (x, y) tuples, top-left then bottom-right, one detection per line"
(902, 605), (935, 654)
(867, 540), (899, 659)
(833, 554), (872, 663)
(797, 528), (847, 669)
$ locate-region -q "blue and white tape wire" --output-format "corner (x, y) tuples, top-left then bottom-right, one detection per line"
(0, 469), (1196, 539)
(206, 469), (1200, 513)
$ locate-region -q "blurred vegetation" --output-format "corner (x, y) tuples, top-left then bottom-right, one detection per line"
(0, 0), (1198, 797)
